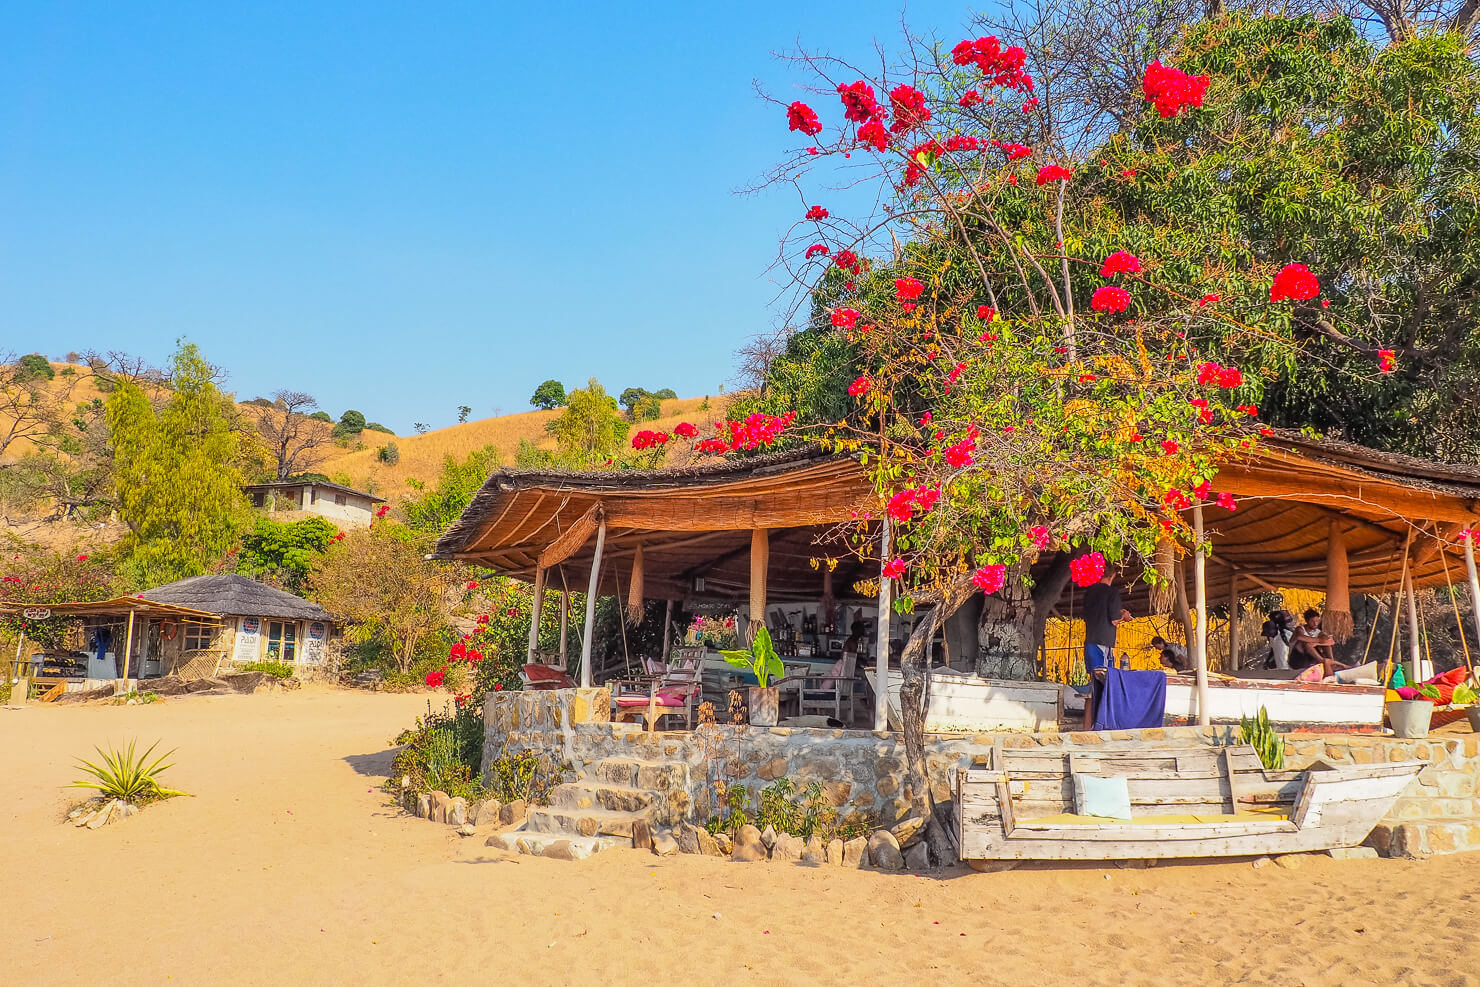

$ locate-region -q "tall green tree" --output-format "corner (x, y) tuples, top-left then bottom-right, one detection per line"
(529, 379), (566, 410)
(235, 515), (339, 590)
(543, 378), (628, 467)
(402, 444), (501, 534)
(107, 343), (248, 585)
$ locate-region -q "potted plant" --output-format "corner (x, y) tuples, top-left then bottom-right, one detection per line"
(720, 626), (785, 727)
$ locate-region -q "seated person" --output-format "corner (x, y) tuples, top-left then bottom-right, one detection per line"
(1149, 635), (1187, 664)
(1159, 646), (1191, 673)
(1289, 609), (1347, 677)
(843, 620), (869, 657)
(1261, 609), (1295, 669)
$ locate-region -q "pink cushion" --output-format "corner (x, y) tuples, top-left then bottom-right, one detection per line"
(614, 691), (685, 707)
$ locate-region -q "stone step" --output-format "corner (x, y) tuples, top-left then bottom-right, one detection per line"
(1366, 818), (1480, 858)
(549, 781), (656, 814)
(526, 805), (650, 839)
(590, 758), (690, 792)
(485, 830), (630, 859)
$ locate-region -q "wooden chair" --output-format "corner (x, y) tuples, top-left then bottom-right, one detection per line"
(780, 654), (859, 724)
(611, 652), (704, 731)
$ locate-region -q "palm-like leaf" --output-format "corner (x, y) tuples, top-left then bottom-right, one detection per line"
(72, 739), (190, 802)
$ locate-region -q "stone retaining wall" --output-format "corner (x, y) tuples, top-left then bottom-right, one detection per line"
(483, 689), (1480, 857)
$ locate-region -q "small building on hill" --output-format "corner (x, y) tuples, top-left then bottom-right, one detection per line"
(243, 479), (384, 528)
(140, 574), (337, 676)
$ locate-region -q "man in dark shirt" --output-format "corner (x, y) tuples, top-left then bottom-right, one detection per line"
(1081, 570), (1132, 726)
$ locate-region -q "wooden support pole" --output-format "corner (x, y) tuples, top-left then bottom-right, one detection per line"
(874, 517), (892, 732)
(580, 518), (607, 688)
(1227, 571), (1240, 673)
(749, 529), (770, 626)
(120, 608), (136, 694)
(525, 566), (547, 665)
(661, 598), (674, 662)
(1404, 555), (1424, 682)
(1465, 533), (1480, 659)
(1192, 505), (1210, 728)
(10, 630), (28, 706)
(559, 591), (570, 670)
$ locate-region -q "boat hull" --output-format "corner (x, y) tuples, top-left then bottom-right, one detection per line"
(1163, 677), (1384, 732)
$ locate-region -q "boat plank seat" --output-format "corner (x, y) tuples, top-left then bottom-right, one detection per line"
(957, 740), (1425, 862)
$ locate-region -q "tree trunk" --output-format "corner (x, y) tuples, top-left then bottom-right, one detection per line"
(976, 551), (1074, 681)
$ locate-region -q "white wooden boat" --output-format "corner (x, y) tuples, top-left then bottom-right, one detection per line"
(957, 742), (1423, 862)
(885, 668), (1062, 733)
(1162, 676), (1385, 733)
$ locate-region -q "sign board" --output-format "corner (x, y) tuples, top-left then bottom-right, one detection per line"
(302, 622), (328, 665)
(234, 617), (261, 662)
(21, 607), (51, 620)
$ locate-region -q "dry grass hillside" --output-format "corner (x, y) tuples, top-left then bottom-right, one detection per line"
(318, 394), (735, 498)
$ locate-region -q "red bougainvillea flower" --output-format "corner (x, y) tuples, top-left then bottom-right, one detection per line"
(1192, 479), (1212, 500)
(998, 142), (1032, 160)
(805, 205), (829, 221)
(1269, 263), (1320, 302)
(1090, 285), (1131, 313)
(894, 277), (925, 302)
(1217, 491), (1238, 512)
(787, 101), (822, 136)
(1121, 168), (1137, 179)
(1029, 525), (1052, 551)
(375, 504), (390, 518)
(951, 36), (1033, 91)
(1099, 251), (1142, 277)
(695, 438), (729, 454)
(882, 558), (907, 579)
(959, 89), (982, 107)
(831, 307), (860, 329)
(76, 554), (89, 562)
(1197, 293), (1220, 306)
(465, 580), (479, 590)
(886, 490), (916, 524)
(1035, 164), (1072, 186)
(837, 80), (882, 122)
(848, 375), (871, 397)
(1189, 398), (1213, 424)
(1069, 552), (1107, 588)
(976, 305), (995, 322)
(972, 564), (1007, 594)
(425, 670), (446, 688)
(1378, 349), (1397, 374)
(888, 84), (930, 133)
(668, 422), (695, 440)
(834, 249), (862, 274)
(856, 119), (891, 152)
(1161, 439), (1180, 455)
(1142, 60), (1210, 118)
(944, 439), (976, 468)
(631, 430), (670, 450)
(805, 243), (830, 259)
(1217, 366), (1243, 389)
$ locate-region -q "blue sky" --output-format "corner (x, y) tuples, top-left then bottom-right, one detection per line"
(0, 1), (971, 432)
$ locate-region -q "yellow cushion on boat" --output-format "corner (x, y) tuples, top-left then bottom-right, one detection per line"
(1021, 807), (1288, 826)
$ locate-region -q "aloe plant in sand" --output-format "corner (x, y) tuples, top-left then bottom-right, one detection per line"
(72, 739), (190, 804)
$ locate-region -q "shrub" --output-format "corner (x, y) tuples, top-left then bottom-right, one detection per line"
(377, 442), (400, 465)
(71, 739), (189, 804)
(1239, 706), (1284, 770)
(364, 422), (395, 434)
(241, 660), (294, 679)
(108, 690), (160, 705)
(308, 410), (333, 422)
(484, 748), (571, 805)
(389, 700), (488, 800)
(16, 353), (54, 381)
(707, 776), (873, 842)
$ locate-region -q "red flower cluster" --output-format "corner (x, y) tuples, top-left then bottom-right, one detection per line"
(951, 36), (1033, 92)
(882, 558), (907, 579)
(1378, 349), (1397, 374)
(976, 305), (995, 322)
(1142, 60), (1209, 119)
(694, 412), (798, 455)
(889, 84), (930, 132)
(834, 249), (862, 274)
(848, 375), (871, 397)
(425, 670), (445, 688)
(996, 142), (1032, 160)
(805, 205), (829, 221)
(1035, 164), (1072, 186)
(1091, 285), (1131, 313)
(857, 119), (890, 152)
(1099, 251), (1142, 277)
(1195, 361), (1243, 389)
(831, 307), (860, 329)
(1269, 263), (1320, 302)
(894, 277), (924, 301)
(1069, 552), (1106, 588)
(673, 421), (698, 439)
(1217, 491), (1238, 512)
(1161, 439), (1180, 455)
(1029, 525), (1052, 551)
(375, 504), (390, 518)
(805, 243), (830, 259)
(838, 80), (882, 123)
(972, 564), (1007, 594)
(631, 430), (671, 450)
(886, 485), (941, 524)
(787, 101), (822, 136)
(1198, 293), (1220, 307)
(959, 90), (982, 107)
(943, 439), (976, 468)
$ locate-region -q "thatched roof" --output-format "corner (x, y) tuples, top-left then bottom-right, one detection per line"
(434, 435), (1480, 604)
(140, 574), (334, 622)
(0, 597), (220, 621)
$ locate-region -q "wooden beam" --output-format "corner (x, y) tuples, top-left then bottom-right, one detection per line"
(875, 517), (892, 732)
(749, 529), (769, 625)
(537, 503), (602, 570)
(580, 518), (607, 688)
(1465, 533), (1480, 662)
(119, 608), (136, 694)
(525, 567), (546, 665)
(1217, 472), (1480, 525)
(1228, 572), (1240, 673)
(1192, 505), (1209, 727)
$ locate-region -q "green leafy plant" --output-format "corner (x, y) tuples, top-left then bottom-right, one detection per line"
(241, 660), (294, 679)
(71, 740), (189, 803)
(484, 748), (571, 806)
(719, 625), (785, 688)
(1239, 707), (1285, 771)
(1451, 683), (1477, 706)
(108, 690), (160, 705)
(389, 701), (489, 800)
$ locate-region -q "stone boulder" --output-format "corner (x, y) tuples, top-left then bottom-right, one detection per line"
(800, 836), (826, 867)
(652, 829), (679, 856)
(731, 824), (768, 862)
(843, 836), (868, 868)
(771, 833), (805, 862)
(470, 798), (501, 827)
(714, 832), (734, 856)
(631, 819), (654, 851)
(499, 798), (528, 827)
(447, 797), (468, 826)
(903, 841), (930, 871)
(825, 838), (845, 866)
(415, 793), (431, 819)
(867, 830), (904, 870)
(760, 825), (778, 850)
(429, 791), (453, 824)
(695, 826), (723, 857)
(890, 816), (925, 849)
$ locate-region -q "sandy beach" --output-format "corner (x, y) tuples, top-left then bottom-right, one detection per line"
(3, 687), (1477, 987)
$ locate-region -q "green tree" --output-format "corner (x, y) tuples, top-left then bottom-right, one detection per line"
(402, 444), (500, 535)
(545, 378), (628, 466)
(106, 343), (248, 586)
(377, 441), (400, 465)
(618, 387), (650, 414)
(16, 354), (54, 381)
(529, 379), (566, 410)
(236, 515), (339, 590)
(333, 409), (365, 439)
